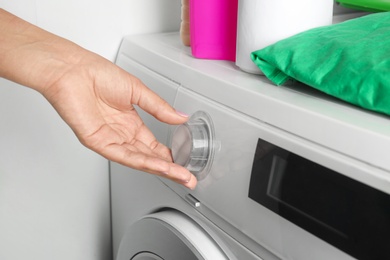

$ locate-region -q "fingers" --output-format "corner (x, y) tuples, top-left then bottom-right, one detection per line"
(129, 77), (189, 125)
(103, 143), (197, 190)
(77, 112), (197, 189)
(130, 150), (198, 190)
(166, 163), (198, 190)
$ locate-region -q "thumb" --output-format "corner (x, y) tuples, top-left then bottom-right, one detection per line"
(133, 79), (189, 125)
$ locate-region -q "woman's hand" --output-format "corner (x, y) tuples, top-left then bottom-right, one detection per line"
(44, 52), (197, 189)
(0, 8), (197, 189)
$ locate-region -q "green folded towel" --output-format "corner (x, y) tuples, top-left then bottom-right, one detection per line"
(251, 12), (390, 116)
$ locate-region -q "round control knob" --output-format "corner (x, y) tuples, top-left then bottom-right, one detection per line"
(171, 111), (214, 180)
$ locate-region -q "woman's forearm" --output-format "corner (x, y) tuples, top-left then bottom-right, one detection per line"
(0, 8), (87, 94)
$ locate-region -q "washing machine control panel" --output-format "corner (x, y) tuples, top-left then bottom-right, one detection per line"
(171, 111), (215, 180)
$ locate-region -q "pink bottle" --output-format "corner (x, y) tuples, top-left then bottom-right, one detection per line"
(190, 0), (238, 61)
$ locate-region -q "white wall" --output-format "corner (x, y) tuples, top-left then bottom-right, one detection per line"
(1, 0), (181, 60)
(0, 1), (180, 260)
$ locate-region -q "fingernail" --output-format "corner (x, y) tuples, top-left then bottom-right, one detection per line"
(161, 171), (169, 175)
(176, 110), (189, 117)
(184, 179), (196, 190)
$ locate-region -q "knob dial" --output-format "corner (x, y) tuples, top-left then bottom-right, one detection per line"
(171, 111), (214, 180)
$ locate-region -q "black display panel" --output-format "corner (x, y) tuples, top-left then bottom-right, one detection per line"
(248, 138), (390, 260)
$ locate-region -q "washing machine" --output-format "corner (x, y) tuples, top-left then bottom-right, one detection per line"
(109, 34), (270, 260)
(111, 30), (390, 260)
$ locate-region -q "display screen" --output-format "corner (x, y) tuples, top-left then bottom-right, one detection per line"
(248, 138), (390, 260)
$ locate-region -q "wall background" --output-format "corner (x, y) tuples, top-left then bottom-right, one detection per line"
(0, 1), (180, 260)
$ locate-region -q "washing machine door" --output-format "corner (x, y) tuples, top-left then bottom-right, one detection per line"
(116, 210), (230, 260)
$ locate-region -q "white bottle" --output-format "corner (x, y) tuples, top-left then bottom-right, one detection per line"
(236, 0), (334, 74)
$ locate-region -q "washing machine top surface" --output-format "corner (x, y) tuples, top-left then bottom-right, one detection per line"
(118, 31), (390, 191)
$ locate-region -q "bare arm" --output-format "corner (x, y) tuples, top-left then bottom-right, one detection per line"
(0, 8), (197, 189)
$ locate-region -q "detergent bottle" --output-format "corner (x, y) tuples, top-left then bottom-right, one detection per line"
(190, 0), (238, 61)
